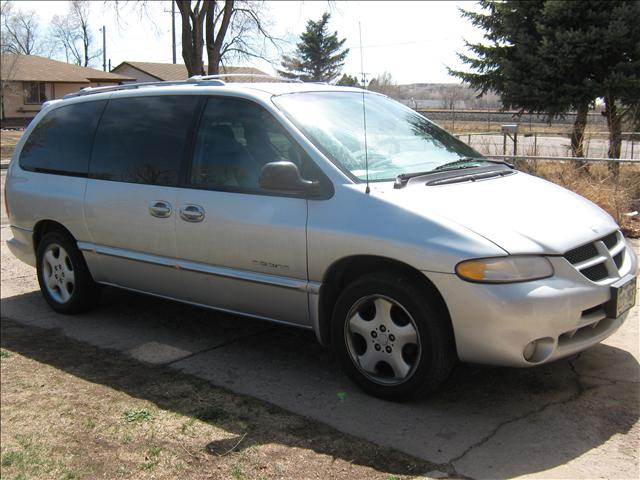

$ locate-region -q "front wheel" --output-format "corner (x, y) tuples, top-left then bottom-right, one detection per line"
(36, 231), (100, 314)
(332, 272), (456, 400)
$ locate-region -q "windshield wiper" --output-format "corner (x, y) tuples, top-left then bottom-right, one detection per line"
(434, 157), (513, 171)
(394, 157), (513, 189)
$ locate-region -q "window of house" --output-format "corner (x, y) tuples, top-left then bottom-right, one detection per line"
(24, 82), (51, 104)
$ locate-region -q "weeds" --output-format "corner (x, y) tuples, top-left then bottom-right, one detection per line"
(141, 446), (162, 470)
(231, 462), (244, 479)
(179, 418), (197, 436)
(123, 408), (151, 423)
(0, 348), (12, 358)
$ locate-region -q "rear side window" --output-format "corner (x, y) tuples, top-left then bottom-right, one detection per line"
(20, 100), (107, 176)
(90, 96), (200, 186)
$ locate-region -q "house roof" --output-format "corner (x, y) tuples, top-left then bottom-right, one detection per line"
(112, 61), (268, 81)
(0, 54), (135, 83)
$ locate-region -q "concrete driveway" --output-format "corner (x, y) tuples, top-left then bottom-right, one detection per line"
(1, 170), (638, 479)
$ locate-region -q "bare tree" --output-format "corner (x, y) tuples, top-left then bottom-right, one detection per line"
(175, 0), (277, 77)
(0, 47), (20, 121)
(1, 1), (44, 55)
(114, 1), (277, 77)
(208, 0), (276, 73)
(50, 1), (101, 67)
(368, 72), (398, 97)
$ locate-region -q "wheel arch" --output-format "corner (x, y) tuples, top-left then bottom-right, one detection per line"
(33, 220), (77, 252)
(316, 255), (453, 348)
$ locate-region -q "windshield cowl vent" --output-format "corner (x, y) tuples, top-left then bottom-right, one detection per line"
(425, 169), (516, 186)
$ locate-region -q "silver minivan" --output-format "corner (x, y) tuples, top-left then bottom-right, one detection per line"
(5, 78), (637, 399)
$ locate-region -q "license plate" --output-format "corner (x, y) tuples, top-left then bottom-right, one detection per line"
(606, 275), (637, 318)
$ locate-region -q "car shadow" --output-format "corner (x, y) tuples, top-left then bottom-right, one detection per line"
(1, 287), (638, 478)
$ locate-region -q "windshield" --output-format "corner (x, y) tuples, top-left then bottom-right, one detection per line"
(272, 91), (486, 182)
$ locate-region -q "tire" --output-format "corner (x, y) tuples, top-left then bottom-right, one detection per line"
(36, 230), (100, 314)
(331, 272), (456, 400)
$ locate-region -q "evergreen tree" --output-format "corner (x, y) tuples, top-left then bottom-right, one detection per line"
(279, 13), (349, 82)
(337, 73), (360, 87)
(449, 0), (640, 160)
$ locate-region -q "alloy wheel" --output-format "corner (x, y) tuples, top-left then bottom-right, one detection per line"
(344, 295), (422, 385)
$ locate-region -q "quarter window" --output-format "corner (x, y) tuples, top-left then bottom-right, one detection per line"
(19, 100), (107, 176)
(90, 96), (200, 186)
(190, 97), (316, 191)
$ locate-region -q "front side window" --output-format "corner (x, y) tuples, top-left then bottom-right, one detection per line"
(190, 97), (316, 191)
(20, 100), (107, 176)
(273, 92), (485, 182)
(90, 96), (200, 186)
(24, 82), (49, 104)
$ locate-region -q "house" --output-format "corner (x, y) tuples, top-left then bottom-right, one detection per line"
(0, 54), (135, 126)
(111, 61), (269, 83)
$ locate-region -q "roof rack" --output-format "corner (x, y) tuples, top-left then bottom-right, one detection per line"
(188, 74), (303, 83)
(63, 77), (225, 99)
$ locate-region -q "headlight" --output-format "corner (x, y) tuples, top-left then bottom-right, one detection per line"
(456, 256), (554, 283)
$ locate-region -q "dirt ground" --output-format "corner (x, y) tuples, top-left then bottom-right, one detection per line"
(0, 319), (438, 480)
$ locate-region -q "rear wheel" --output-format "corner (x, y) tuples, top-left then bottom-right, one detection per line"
(36, 231), (100, 314)
(332, 272), (456, 400)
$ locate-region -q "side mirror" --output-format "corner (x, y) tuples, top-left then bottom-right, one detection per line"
(259, 161), (319, 194)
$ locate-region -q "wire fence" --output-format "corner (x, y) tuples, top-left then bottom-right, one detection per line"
(454, 131), (639, 160)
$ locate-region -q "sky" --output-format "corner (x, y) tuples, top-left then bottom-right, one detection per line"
(10, 0), (486, 84)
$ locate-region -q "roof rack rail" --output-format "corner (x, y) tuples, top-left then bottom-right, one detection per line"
(63, 77), (225, 99)
(188, 73), (303, 83)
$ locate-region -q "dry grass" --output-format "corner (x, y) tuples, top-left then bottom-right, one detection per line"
(0, 130), (23, 163)
(0, 319), (436, 480)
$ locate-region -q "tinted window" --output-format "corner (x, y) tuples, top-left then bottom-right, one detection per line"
(190, 97), (316, 191)
(90, 96), (200, 186)
(20, 100), (106, 176)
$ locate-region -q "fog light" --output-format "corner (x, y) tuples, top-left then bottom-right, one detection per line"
(523, 341), (537, 361)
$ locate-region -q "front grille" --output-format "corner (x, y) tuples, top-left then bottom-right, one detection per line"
(602, 232), (617, 249)
(564, 243), (598, 264)
(580, 263), (608, 281)
(563, 230), (625, 282)
(614, 251), (624, 268)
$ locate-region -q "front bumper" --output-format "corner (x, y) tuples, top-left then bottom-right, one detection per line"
(426, 242), (637, 367)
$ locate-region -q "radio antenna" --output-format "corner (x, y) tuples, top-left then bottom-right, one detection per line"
(359, 22), (370, 195)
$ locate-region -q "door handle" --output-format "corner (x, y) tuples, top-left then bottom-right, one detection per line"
(149, 200), (172, 218)
(180, 204), (205, 222)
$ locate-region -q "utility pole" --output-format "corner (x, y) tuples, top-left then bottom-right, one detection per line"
(171, 1), (176, 63)
(100, 26), (106, 72)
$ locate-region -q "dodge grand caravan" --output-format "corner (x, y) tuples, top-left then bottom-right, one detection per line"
(5, 77), (637, 399)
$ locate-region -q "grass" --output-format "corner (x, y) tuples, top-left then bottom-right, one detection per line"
(1, 318), (435, 479)
(1, 434), (77, 479)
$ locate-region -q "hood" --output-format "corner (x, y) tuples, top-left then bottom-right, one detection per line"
(373, 170), (618, 255)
